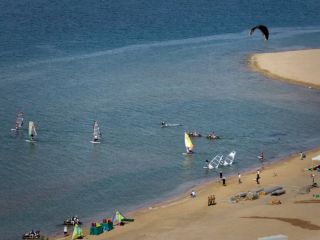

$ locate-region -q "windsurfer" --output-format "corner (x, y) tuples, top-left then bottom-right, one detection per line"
(205, 159), (209, 167)
(187, 148), (193, 154)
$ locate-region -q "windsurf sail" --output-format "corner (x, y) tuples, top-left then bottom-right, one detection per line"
(92, 121), (101, 142)
(72, 224), (83, 240)
(208, 154), (224, 169)
(184, 132), (194, 153)
(15, 112), (24, 130)
(28, 121), (37, 140)
(223, 151), (236, 166)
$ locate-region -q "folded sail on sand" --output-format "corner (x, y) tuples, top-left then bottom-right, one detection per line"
(184, 132), (194, 154)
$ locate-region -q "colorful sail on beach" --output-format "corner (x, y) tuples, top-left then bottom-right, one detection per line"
(28, 121), (37, 140)
(72, 224), (83, 240)
(112, 210), (124, 225)
(15, 112), (24, 130)
(184, 132), (194, 154)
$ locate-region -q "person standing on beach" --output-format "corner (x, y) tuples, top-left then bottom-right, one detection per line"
(219, 171), (223, 181)
(63, 225), (68, 236)
(222, 177), (226, 186)
(311, 173), (315, 184)
(256, 170), (260, 184)
(191, 190), (196, 198)
(238, 173), (242, 184)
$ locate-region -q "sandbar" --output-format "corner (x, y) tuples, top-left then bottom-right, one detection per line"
(250, 49), (320, 89)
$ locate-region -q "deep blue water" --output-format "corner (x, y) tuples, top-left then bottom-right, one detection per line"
(1, 1), (320, 239)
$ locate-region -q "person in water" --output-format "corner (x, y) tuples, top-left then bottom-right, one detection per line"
(161, 121), (167, 127)
(205, 159), (209, 167)
(186, 147), (193, 154)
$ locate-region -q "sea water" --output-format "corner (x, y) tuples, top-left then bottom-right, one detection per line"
(1, 1), (320, 239)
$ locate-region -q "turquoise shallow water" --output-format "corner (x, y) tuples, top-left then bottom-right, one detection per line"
(1, 1), (320, 239)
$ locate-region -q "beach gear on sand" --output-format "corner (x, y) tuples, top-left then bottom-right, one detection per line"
(112, 210), (125, 225)
(112, 210), (134, 225)
(72, 224), (83, 240)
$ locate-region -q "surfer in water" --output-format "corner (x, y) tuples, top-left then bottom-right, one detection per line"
(161, 121), (167, 128)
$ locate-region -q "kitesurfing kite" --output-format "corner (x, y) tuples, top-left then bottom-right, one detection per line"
(249, 25), (269, 40)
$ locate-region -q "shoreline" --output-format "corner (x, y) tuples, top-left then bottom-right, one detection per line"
(53, 146), (320, 240)
(53, 49), (320, 240)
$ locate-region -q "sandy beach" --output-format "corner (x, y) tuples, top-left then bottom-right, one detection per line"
(250, 49), (320, 89)
(55, 49), (320, 240)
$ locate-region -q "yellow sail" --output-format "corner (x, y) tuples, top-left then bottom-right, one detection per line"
(184, 132), (194, 152)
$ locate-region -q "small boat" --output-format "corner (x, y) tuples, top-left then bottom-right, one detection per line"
(184, 132), (194, 154)
(25, 121), (37, 143)
(11, 112), (24, 131)
(90, 121), (101, 144)
(22, 230), (40, 239)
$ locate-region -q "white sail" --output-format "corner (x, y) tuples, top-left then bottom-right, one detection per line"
(27, 121), (37, 141)
(92, 121), (101, 142)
